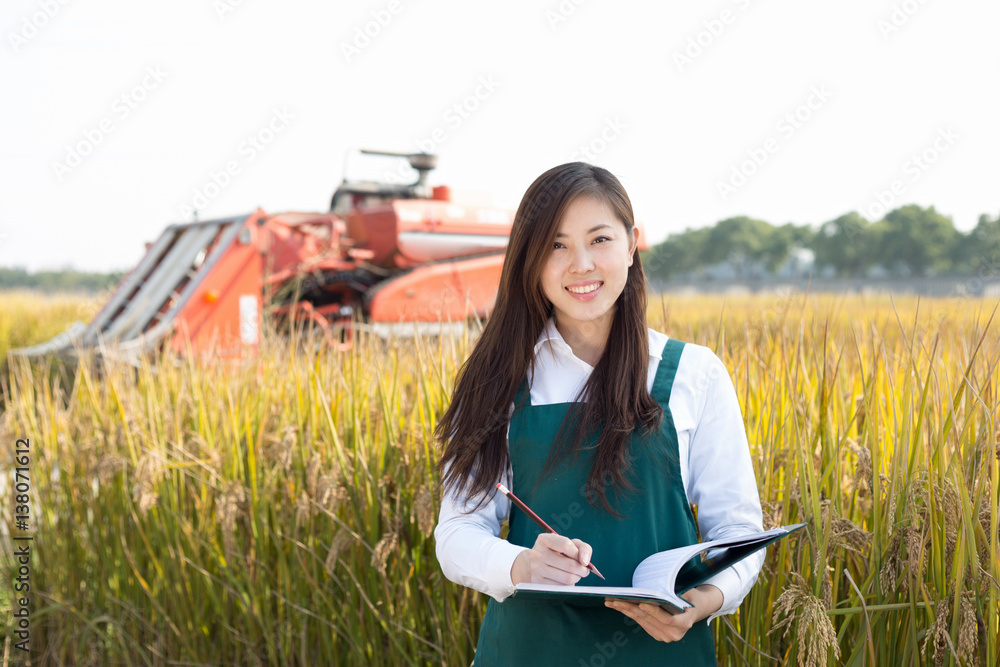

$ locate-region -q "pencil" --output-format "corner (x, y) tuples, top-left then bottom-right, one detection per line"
(496, 482), (605, 580)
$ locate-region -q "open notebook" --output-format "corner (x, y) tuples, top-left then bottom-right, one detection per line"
(511, 523), (806, 614)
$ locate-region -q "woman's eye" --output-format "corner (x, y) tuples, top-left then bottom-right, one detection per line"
(593, 236), (611, 244)
(553, 241), (565, 249)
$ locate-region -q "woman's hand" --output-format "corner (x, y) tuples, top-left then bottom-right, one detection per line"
(510, 533), (593, 585)
(604, 584), (723, 643)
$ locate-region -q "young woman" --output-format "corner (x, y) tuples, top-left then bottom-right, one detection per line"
(434, 162), (764, 665)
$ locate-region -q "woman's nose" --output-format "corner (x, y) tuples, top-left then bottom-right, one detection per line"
(568, 246), (595, 273)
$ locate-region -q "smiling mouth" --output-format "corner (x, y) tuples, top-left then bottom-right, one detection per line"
(566, 282), (603, 294)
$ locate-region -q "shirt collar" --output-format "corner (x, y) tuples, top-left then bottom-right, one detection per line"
(534, 316), (661, 360)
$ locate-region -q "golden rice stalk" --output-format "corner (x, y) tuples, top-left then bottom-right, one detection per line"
(218, 481), (248, 556)
(94, 454), (127, 484)
(131, 452), (164, 515)
(306, 453), (322, 499)
(274, 424), (296, 472)
(306, 452), (343, 512)
(921, 597), (951, 667)
(131, 483), (158, 515)
(760, 500), (783, 532)
(885, 488), (898, 526)
(317, 475), (346, 512)
(880, 524), (924, 594)
(850, 439), (872, 494)
(917, 477), (962, 567)
(414, 486), (435, 538)
(829, 517), (872, 555)
(769, 572), (841, 667)
(182, 431), (206, 458)
(979, 495), (994, 570)
(134, 451), (164, 487)
(853, 396), (866, 434)
(324, 530), (354, 576)
(371, 530), (399, 574)
(958, 591), (981, 667)
(183, 430), (221, 476)
(295, 491), (312, 523)
(818, 557), (833, 609)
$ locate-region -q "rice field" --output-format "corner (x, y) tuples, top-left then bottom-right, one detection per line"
(0, 289), (108, 365)
(1, 289), (998, 666)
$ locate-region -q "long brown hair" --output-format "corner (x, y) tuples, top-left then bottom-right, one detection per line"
(436, 162), (661, 513)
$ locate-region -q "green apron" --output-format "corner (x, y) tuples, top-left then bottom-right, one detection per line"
(474, 338), (716, 666)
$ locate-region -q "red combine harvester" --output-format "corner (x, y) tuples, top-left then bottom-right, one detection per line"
(14, 151), (648, 362)
(13, 151), (519, 361)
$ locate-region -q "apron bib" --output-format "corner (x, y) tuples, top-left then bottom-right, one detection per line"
(474, 339), (716, 666)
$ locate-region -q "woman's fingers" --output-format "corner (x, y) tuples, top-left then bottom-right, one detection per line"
(570, 538), (593, 568)
(604, 600), (695, 643)
(528, 534), (593, 583)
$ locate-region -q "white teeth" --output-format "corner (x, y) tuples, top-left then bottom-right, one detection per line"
(567, 283), (601, 294)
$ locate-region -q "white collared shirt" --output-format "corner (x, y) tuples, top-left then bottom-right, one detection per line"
(434, 318), (765, 623)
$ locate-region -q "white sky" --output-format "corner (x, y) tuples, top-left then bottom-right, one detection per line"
(1, 0), (997, 273)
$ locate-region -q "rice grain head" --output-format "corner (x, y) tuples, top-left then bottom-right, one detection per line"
(324, 530), (354, 576)
(414, 486), (435, 537)
(830, 517), (872, 555)
(921, 597), (950, 667)
(913, 476), (961, 570)
(851, 441), (872, 493)
(760, 501), (783, 532)
(979, 495), (994, 568)
(958, 590), (981, 667)
(131, 452), (163, 515)
(886, 488), (898, 525)
(306, 453), (322, 499)
(371, 530), (399, 574)
(317, 474), (346, 512)
(94, 455), (127, 484)
(135, 452), (164, 488)
(769, 572), (840, 667)
(276, 424), (296, 472)
(879, 524), (921, 594)
(132, 483), (159, 515)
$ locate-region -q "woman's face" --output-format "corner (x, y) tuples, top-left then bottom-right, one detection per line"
(540, 195), (637, 338)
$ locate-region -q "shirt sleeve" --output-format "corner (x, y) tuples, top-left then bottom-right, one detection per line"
(434, 453), (530, 602)
(685, 349), (765, 624)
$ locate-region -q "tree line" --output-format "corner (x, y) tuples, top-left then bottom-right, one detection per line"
(642, 205), (1000, 280)
(4, 204), (999, 291)
(0, 266), (125, 292)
